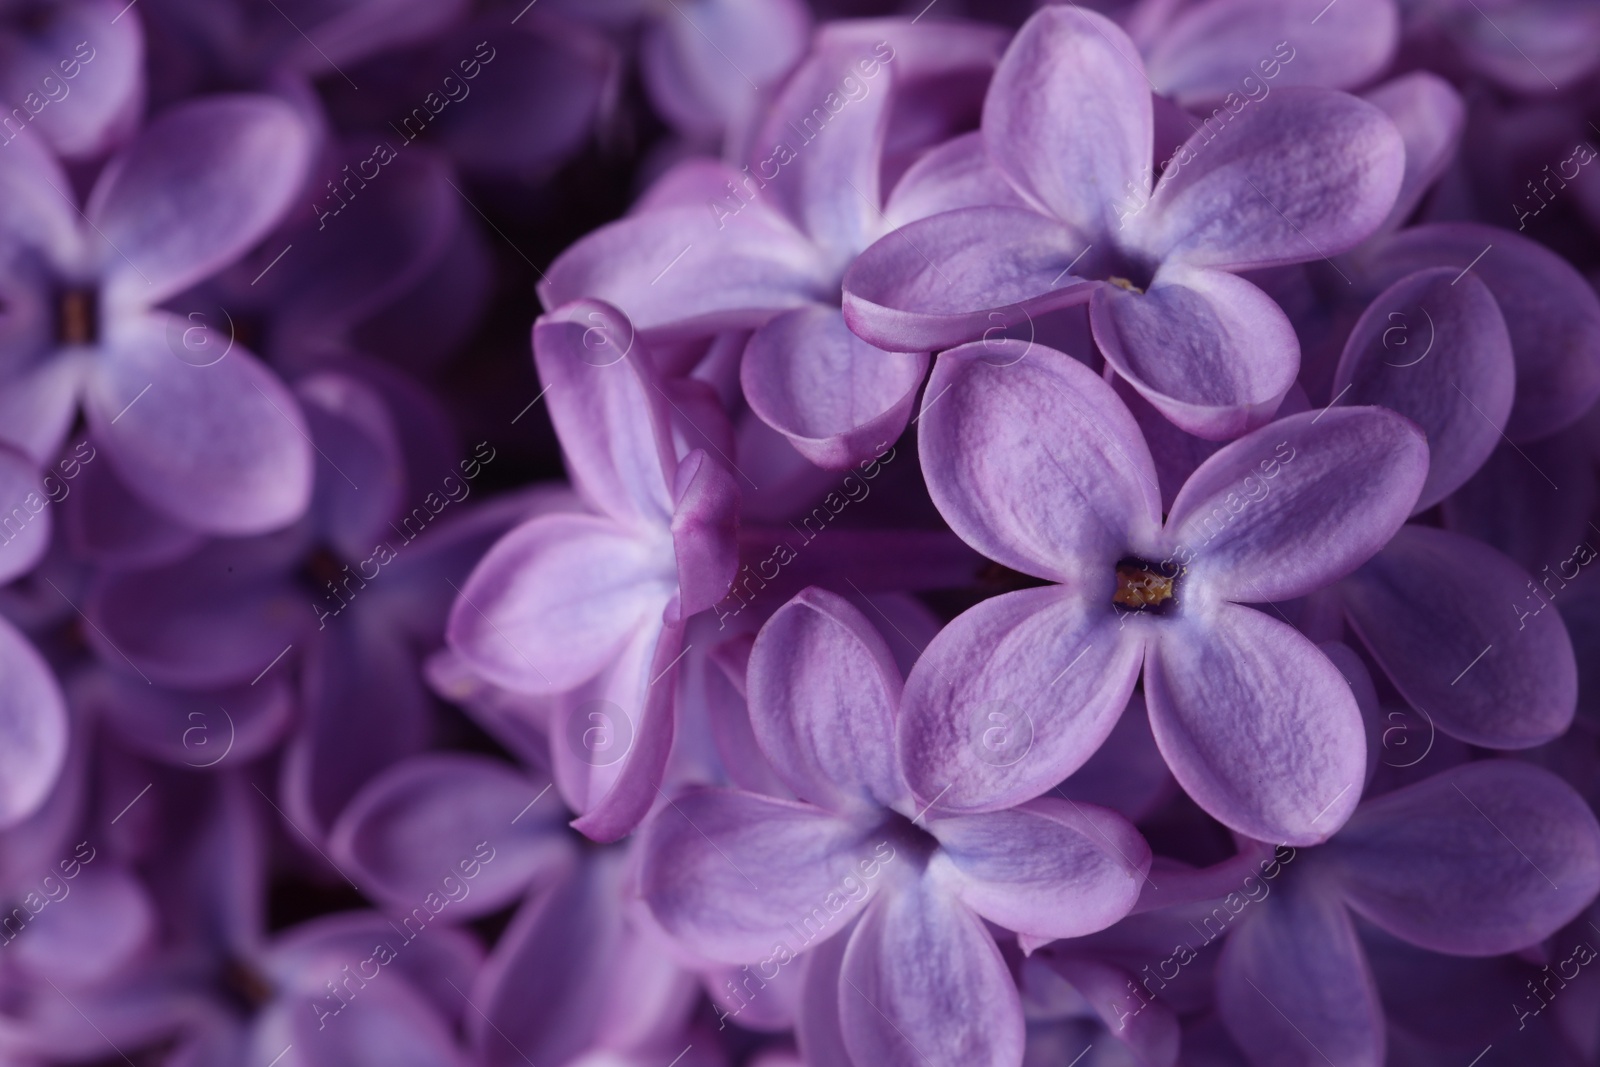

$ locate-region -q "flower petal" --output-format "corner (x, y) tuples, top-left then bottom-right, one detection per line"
(329, 754), (570, 921)
(446, 512), (673, 695)
(1144, 603), (1366, 845)
(1215, 876), (1384, 1067)
(91, 95), (312, 308)
(747, 588), (908, 814)
(1090, 263), (1300, 439)
(898, 587), (1145, 815)
(1164, 407), (1428, 603)
(928, 797), (1149, 941)
(1330, 761), (1600, 955)
(839, 879), (1024, 1067)
(1332, 269), (1512, 511)
(1340, 525), (1578, 749)
(1367, 222), (1600, 440)
(741, 305), (928, 471)
(1136, 88), (1403, 272)
(841, 206), (1094, 354)
(87, 317), (313, 535)
(1144, 0), (1397, 106)
(639, 787), (881, 964)
(918, 340), (1161, 583)
(1363, 72), (1465, 233)
(982, 6), (1151, 238)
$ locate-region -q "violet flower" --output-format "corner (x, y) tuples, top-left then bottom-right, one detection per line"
(843, 6), (1406, 438)
(897, 338), (1428, 843)
(0, 96), (315, 534)
(641, 588), (1151, 1067)
(448, 299), (739, 841)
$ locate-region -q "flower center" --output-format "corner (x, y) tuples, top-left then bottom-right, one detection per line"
(1107, 276), (1145, 294)
(55, 288), (98, 346)
(1112, 557), (1177, 613)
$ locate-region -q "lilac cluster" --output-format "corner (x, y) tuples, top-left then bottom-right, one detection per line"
(6, 0), (1600, 1065)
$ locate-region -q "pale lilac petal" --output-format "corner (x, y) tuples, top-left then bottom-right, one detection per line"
(86, 318), (314, 536)
(1331, 269), (1511, 511)
(1144, 604), (1366, 844)
(0, 445), (53, 581)
(1089, 263), (1300, 439)
(0, 617), (71, 828)
(668, 449), (739, 621)
(565, 618), (686, 842)
(982, 6), (1151, 238)
(1144, 0), (1398, 105)
(741, 305), (928, 471)
(91, 95), (312, 308)
(639, 787), (880, 964)
(641, 0), (810, 139)
(1216, 877), (1384, 1067)
(898, 587), (1145, 815)
(747, 42), (893, 258)
(296, 372), (407, 561)
(329, 754), (570, 920)
(1363, 72), (1465, 232)
(534, 300), (677, 529)
(883, 131), (1028, 229)
(746, 587), (907, 814)
(841, 207), (1095, 354)
(839, 880), (1024, 1067)
(1331, 761), (1600, 955)
(1369, 222), (1600, 439)
(0, 115), (88, 264)
(1164, 408), (1428, 603)
(257, 979), (467, 1067)
(796, 922), (854, 1067)
(539, 186), (830, 336)
(918, 341), (1161, 583)
(928, 798), (1149, 941)
(446, 513), (673, 695)
(0, 1), (141, 160)
(62, 440), (202, 569)
(1340, 525), (1577, 749)
(1136, 89), (1403, 271)
(13, 864), (153, 987)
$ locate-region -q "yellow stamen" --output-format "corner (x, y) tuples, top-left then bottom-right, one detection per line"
(1113, 562), (1173, 610)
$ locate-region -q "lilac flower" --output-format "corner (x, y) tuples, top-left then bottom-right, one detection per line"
(0, 0), (143, 159)
(1201, 761), (1600, 1065)
(843, 6), (1406, 437)
(897, 338), (1428, 843)
(542, 21), (1006, 468)
(641, 588), (1151, 1067)
(331, 753), (705, 1067)
(448, 299), (739, 840)
(0, 96), (314, 534)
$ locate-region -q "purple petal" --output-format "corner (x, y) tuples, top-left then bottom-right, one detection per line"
(1144, 0), (1398, 105)
(1164, 407), (1428, 603)
(1215, 876), (1384, 1067)
(839, 880), (1024, 1067)
(1137, 88), (1404, 272)
(1144, 604), (1366, 844)
(329, 754), (570, 921)
(90, 95), (312, 307)
(1331, 269), (1512, 511)
(1340, 525), (1578, 749)
(81, 670), (292, 769)
(87, 319), (314, 536)
(982, 6), (1151, 238)
(13, 863), (153, 987)
(898, 587), (1145, 815)
(446, 513), (673, 695)
(639, 787), (880, 964)
(1090, 263), (1301, 438)
(1368, 222), (1600, 440)
(540, 178), (829, 336)
(296, 372), (407, 562)
(1363, 72), (1465, 233)
(918, 341), (1160, 583)
(746, 588), (907, 813)
(62, 442), (202, 569)
(1331, 761), (1600, 955)
(0, 445), (53, 581)
(534, 300), (679, 528)
(668, 448), (739, 622)
(741, 305), (928, 471)
(1055, 692), (1176, 822)
(0, 0), (143, 160)
(882, 131), (1028, 228)
(841, 206), (1094, 354)
(928, 798), (1149, 941)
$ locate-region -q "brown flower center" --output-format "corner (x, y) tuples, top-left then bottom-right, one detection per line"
(1113, 558), (1176, 612)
